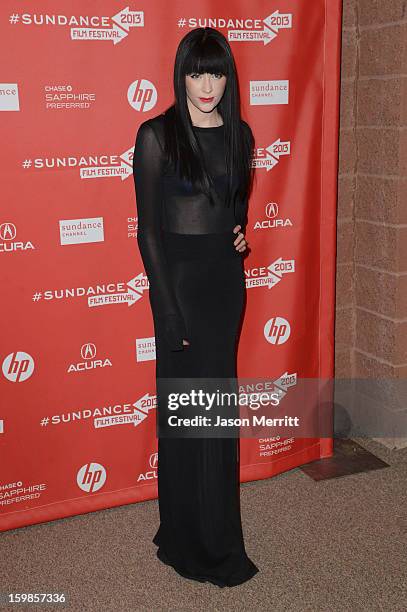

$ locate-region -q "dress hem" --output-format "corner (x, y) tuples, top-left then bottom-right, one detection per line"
(153, 538), (259, 588)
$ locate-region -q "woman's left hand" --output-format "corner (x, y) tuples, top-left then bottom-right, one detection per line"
(233, 225), (248, 252)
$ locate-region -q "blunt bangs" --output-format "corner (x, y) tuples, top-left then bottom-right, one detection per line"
(182, 37), (230, 77)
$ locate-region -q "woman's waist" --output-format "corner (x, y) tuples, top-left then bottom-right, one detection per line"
(161, 229), (241, 260)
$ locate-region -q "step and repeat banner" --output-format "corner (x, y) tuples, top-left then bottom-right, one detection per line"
(1, 1), (342, 531)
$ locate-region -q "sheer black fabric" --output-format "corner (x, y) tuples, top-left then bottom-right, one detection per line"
(132, 114), (250, 351)
(132, 114), (259, 587)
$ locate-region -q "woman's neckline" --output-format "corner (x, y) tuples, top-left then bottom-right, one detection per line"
(192, 123), (224, 130)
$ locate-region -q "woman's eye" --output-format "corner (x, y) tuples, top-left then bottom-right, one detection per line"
(188, 73), (223, 79)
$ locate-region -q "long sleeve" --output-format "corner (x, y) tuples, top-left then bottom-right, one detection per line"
(235, 194), (248, 234)
(235, 121), (254, 234)
(132, 121), (188, 351)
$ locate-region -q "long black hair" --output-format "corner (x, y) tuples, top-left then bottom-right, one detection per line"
(162, 27), (254, 210)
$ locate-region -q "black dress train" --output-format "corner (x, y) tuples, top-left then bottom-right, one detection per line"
(132, 113), (259, 587)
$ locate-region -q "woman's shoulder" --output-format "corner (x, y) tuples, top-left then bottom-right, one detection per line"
(137, 113), (165, 135)
(240, 119), (254, 146)
(240, 118), (252, 132)
(135, 113), (166, 150)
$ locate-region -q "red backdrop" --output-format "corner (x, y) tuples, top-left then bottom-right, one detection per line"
(0, 0), (342, 531)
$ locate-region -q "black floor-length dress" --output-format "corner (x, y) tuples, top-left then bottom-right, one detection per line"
(132, 113), (259, 587)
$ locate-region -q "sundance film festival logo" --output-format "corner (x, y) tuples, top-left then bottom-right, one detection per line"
(77, 463), (106, 493)
(264, 317), (291, 345)
(238, 373), (297, 409)
(245, 258), (295, 290)
(177, 10), (292, 46)
(32, 273), (149, 308)
(0, 222), (35, 252)
(2, 351), (35, 383)
(21, 145), (134, 181)
(9, 7), (144, 45)
(253, 139), (291, 172)
(67, 343), (113, 374)
(127, 79), (157, 112)
(39, 391), (156, 429)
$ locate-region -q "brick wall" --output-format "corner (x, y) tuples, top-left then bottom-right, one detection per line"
(336, 0), (407, 449)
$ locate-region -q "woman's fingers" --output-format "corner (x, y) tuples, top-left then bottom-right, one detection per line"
(233, 231), (248, 251)
(233, 225), (249, 252)
(233, 231), (244, 246)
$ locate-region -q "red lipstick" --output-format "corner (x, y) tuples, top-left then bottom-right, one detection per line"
(199, 97), (214, 102)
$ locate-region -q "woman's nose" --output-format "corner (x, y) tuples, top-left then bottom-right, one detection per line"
(201, 74), (213, 93)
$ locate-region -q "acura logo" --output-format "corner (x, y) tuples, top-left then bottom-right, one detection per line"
(265, 203), (278, 218)
(149, 452), (158, 468)
(0, 222), (17, 241)
(81, 343), (97, 360)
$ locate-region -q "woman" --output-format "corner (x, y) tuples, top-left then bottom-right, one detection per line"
(132, 27), (259, 587)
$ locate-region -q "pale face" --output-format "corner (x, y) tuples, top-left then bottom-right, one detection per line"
(185, 72), (227, 116)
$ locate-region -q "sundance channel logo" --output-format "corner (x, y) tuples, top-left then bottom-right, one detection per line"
(0, 83), (20, 111)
